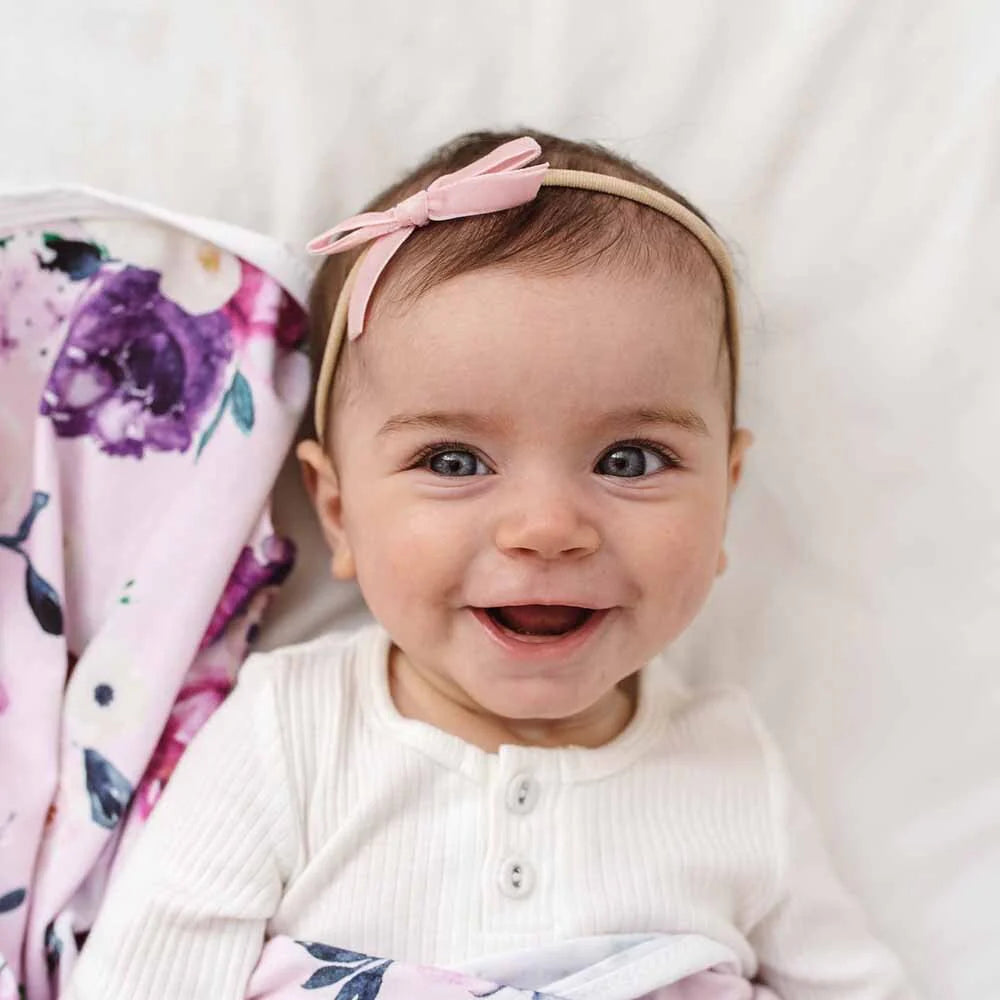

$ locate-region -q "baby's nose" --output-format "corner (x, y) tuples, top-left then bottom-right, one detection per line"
(493, 485), (600, 560)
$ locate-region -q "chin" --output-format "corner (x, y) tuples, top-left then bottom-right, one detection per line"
(470, 679), (599, 723)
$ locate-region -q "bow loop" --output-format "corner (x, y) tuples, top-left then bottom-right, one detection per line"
(434, 136), (545, 185)
(307, 136), (548, 339)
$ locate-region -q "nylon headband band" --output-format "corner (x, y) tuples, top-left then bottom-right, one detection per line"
(312, 169), (740, 444)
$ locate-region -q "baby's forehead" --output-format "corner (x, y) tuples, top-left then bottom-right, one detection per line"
(338, 266), (727, 421)
(392, 259), (715, 337)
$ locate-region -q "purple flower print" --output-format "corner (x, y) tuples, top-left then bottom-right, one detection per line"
(40, 266), (232, 457)
(200, 535), (295, 650)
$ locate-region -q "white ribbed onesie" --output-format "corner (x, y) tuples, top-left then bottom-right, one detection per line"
(67, 624), (914, 999)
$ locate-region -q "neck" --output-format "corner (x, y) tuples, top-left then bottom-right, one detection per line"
(388, 645), (638, 754)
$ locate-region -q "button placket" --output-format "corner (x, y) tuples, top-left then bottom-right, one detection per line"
(485, 750), (558, 922)
(493, 763), (541, 900)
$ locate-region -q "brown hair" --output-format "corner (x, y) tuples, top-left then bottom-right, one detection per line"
(308, 128), (737, 432)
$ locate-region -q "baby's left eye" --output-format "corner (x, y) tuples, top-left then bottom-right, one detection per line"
(425, 448), (491, 477)
(596, 444), (670, 478)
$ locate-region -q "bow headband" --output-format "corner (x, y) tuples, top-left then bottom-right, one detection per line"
(307, 136), (739, 444)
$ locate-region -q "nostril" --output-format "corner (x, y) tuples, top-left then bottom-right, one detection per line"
(494, 518), (602, 560)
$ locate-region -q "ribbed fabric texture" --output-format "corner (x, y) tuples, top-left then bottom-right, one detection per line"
(66, 625), (914, 1000)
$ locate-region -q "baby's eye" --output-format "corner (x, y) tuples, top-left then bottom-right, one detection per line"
(596, 443), (672, 478)
(424, 448), (491, 477)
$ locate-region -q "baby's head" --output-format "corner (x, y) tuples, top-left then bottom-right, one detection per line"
(299, 129), (752, 733)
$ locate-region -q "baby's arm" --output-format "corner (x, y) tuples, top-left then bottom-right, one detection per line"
(65, 654), (298, 1000)
(748, 734), (918, 1000)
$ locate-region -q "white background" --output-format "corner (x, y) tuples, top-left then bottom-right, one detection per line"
(3, 2), (998, 996)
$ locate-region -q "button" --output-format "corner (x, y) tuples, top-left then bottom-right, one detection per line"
(498, 857), (535, 898)
(505, 773), (539, 814)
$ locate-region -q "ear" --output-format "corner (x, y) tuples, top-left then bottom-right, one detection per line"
(296, 440), (357, 580)
(717, 427), (754, 576)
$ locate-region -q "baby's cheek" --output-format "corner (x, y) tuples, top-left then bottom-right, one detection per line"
(644, 516), (722, 621)
(374, 514), (456, 592)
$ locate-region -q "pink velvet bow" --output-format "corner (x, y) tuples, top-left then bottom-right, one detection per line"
(307, 136), (549, 339)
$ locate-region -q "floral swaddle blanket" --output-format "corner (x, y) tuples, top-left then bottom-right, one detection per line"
(0, 188), (312, 999)
(243, 932), (778, 1000)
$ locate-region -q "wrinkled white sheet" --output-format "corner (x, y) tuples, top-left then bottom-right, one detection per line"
(2, 3), (997, 997)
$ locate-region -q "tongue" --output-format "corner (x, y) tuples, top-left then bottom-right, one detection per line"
(491, 605), (591, 636)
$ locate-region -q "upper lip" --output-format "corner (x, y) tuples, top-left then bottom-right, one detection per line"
(470, 600), (612, 610)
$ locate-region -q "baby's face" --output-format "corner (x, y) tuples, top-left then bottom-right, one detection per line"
(306, 265), (751, 724)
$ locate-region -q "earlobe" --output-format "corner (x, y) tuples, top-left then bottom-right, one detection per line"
(728, 427), (754, 490)
(296, 440), (357, 581)
(716, 549), (728, 576)
(719, 428), (754, 575)
(330, 546), (357, 580)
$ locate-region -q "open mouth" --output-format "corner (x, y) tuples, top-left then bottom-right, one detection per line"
(484, 605), (595, 638)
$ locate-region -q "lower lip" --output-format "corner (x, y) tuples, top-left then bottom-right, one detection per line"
(470, 607), (611, 661)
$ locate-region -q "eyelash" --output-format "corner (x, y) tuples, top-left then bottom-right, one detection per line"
(407, 438), (682, 475)
(406, 440), (488, 476)
(612, 438), (683, 472)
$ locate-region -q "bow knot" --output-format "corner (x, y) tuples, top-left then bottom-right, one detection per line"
(307, 136), (548, 339)
(391, 190), (430, 229)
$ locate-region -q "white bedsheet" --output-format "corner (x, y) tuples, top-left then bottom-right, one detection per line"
(3, 3), (997, 996)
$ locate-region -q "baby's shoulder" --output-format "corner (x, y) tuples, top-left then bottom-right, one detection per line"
(644, 664), (782, 778)
(236, 623), (383, 732)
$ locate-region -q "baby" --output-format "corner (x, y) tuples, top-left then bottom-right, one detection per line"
(67, 130), (915, 999)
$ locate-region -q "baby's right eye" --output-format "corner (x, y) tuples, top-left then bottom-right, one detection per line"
(419, 446), (491, 477)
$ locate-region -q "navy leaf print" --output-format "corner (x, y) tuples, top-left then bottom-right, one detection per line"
(333, 962), (391, 1000)
(294, 941), (391, 997)
(472, 989), (559, 1000)
(230, 370), (255, 433)
(1, 491), (64, 636)
(298, 942), (370, 965)
(44, 920), (63, 974)
(83, 748), (133, 829)
(13, 491), (49, 546)
(301, 964), (358, 990)
(0, 888), (26, 913)
(39, 234), (106, 281)
(25, 562), (64, 635)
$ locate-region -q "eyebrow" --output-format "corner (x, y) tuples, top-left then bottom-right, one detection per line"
(377, 411), (511, 438)
(597, 405), (710, 437)
(377, 405), (709, 438)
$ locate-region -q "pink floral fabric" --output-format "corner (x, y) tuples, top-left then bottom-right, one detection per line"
(0, 210), (310, 999)
(242, 934), (772, 1000)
